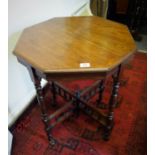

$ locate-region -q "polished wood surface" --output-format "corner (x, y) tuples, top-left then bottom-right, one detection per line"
(14, 16), (136, 73)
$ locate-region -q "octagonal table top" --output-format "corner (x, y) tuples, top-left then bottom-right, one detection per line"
(14, 16), (136, 74)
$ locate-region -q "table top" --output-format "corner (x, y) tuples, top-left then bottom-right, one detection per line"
(14, 16), (136, 74)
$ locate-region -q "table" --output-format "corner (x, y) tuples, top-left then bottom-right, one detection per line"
(14, 16), (136, 145)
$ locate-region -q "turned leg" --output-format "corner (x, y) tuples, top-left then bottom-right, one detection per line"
(96, 79), (107, 109)
(34, 78), (56, 145)
(28, 68), (56, 146)
(50, 81), (57, 107)
(73, 91), (81, 117)
(103, 65), (121, 140)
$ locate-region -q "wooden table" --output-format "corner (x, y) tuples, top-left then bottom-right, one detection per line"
(14, 16), (136, 145)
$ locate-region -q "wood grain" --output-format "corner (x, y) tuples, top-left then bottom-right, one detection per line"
(14, 16), (136, 74)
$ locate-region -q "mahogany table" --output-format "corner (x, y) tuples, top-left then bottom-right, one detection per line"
(14, 16), (136, 145)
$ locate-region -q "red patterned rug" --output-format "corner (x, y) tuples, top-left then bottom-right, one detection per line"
(11, 52), (147, 155)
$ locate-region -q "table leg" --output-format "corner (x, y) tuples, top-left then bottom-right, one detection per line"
(96, 79), (107, 109)
(28, 67), (56, 146)
(103, 65), (121, 140)
(34, 78), (56, 145)
(50, 81), (57, 107)
(74, 91), (81, 117)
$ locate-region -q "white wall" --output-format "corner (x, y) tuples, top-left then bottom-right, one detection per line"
(8, 0), (89, 36)
(8, 0), (91, 126)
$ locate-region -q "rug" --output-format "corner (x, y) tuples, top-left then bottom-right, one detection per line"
(11, 52), (147, 155)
